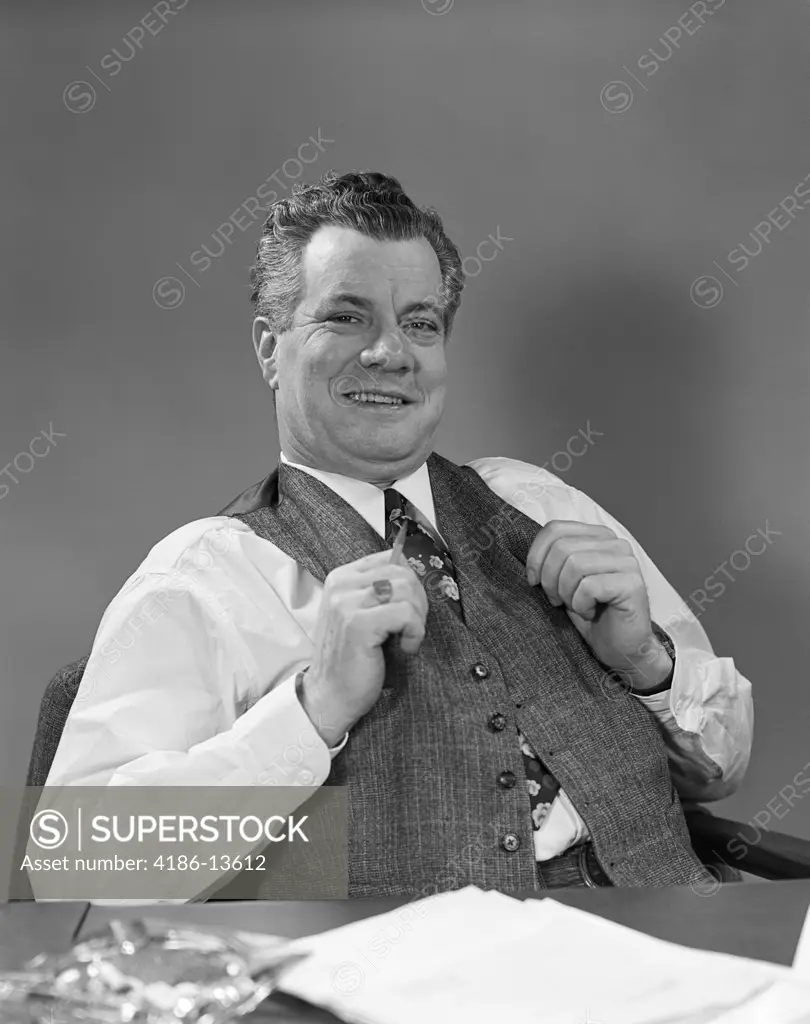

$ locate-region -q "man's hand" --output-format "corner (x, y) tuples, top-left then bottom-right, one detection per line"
(300, 550), (429, 747)
(525, 521), (672, 691)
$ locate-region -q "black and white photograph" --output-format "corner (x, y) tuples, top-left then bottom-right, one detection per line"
(1, 1), (810, 1020)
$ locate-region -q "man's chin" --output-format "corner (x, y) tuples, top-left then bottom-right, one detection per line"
(341, 431), (432, 468)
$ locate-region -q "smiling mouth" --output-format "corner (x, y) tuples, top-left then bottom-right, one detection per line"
(343, 391), (410, 406)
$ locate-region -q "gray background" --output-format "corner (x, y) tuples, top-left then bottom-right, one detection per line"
(2, 0), (808, 839)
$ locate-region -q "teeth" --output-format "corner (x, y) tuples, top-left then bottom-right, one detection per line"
(346, 392), (404, 405)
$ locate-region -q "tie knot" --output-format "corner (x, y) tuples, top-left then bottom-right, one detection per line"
(384, 487), (408, 528)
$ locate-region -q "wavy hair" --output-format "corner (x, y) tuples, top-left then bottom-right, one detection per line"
(249, 170), (465, 336)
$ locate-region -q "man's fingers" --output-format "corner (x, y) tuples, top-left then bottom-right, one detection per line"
(329, 557), (424, 594)
(361, 601), (426, 653)
(526, 521), (617, 586)
(549, 550), (638, 608)
(538, 537), (632, 604)
(354, 576), (429, 616)
(327, 550), (401, 584)
(568, 572), (646, 620)
(349, 549), (406, 571)
(397, 604), (427, 654)
(343, 551), (425, 583)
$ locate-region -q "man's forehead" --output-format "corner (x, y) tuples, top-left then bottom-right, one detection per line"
(301, 226), (441, 294)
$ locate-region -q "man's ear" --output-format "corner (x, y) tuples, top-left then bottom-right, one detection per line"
(252, 316), (279, 390)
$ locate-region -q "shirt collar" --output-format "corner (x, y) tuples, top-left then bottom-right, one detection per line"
(279, 451), (438, 540)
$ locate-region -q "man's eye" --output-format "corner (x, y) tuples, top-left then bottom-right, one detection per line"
(328, 314), (363, 324)
(405, 320), (439, 333)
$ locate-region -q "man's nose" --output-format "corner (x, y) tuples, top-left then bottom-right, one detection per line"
(360, 328), (414, 372)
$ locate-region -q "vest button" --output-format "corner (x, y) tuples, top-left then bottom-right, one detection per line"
(501, 832), (521, 853)
(488, 713), (507, 732)
(471, 662), (490, 680)
(497, 770), (517, 789)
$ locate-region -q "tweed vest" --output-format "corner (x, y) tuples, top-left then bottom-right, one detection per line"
(224, 452), (712, 895)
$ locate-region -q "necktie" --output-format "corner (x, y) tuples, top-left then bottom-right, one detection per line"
(383, 489), (561, 832)
(384, 488), (462, 614)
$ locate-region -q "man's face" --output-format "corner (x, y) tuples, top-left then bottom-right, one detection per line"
(253, 225), (448, 483)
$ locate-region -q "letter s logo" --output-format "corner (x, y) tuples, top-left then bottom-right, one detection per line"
(30, 810), (69, 849)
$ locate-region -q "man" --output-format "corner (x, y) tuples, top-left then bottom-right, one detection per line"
(45, 170), (752, 894)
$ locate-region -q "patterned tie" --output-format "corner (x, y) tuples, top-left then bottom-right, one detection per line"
(383, 488), (561, 832)
(383, 488), (461, 614)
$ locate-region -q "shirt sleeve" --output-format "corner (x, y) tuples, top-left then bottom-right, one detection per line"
(39, 568), (335, 903)
(469, 456), (754, 802)
(45, 571), (332, 790)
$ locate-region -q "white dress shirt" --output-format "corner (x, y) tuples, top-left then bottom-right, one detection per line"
(44, 454), (753, 873)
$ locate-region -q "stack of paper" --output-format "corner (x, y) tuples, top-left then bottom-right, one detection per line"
(793, 898), (810, 977)
(275, 886), (810, 1023)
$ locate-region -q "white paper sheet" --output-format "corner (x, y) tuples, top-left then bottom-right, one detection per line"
(707, 976), (810, 1023)
(276, 886), (797, 1024)
(792, 897), (810, 977)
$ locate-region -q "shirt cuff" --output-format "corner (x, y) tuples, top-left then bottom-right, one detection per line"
(229, 672), (332, 786)
(626, 623), (675, 697)
(628, 628), (684, 715)
(328, 732), (350, 757)
(630, 685), (675, 714)
(294, 667), (350, 758)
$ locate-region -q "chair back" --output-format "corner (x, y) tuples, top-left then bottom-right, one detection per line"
(25, 655), (90, 787)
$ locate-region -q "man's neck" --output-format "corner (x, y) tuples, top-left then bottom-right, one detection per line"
(280, 449), (418, 490)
